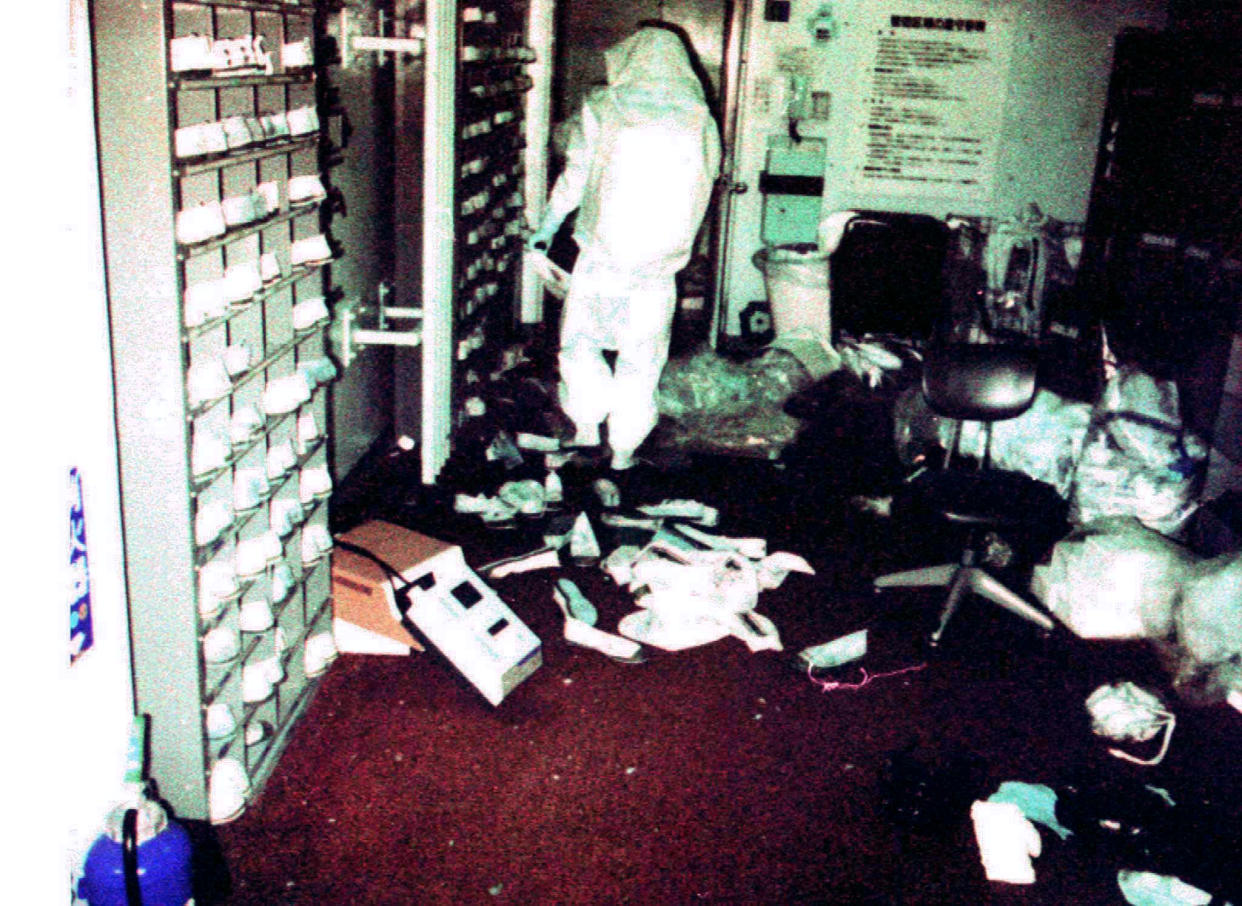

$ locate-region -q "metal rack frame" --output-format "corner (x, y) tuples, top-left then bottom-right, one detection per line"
(94, 0), (337, 820)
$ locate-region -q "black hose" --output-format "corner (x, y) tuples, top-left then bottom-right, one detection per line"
(121, 808), (144, 906)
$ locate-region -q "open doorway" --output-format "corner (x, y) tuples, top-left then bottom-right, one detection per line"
(548, 0), (733, 354)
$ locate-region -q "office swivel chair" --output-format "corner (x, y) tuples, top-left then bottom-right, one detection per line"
(874, 341), (1066, 646)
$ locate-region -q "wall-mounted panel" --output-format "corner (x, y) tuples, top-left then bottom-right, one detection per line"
(717, 0), (1166, 337)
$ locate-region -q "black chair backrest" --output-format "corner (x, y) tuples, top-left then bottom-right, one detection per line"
(922, 344), (1038, 422)
(830, 211), (951, 342)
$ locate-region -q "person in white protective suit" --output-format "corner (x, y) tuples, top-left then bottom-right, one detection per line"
(528, 26), (721, 471)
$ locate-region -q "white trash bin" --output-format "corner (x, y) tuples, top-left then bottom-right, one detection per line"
(752, 243), (832, 339)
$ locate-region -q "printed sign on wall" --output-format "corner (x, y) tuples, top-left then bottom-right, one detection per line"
(70, 468), (95, 663)
(849, 4), (1012, 200)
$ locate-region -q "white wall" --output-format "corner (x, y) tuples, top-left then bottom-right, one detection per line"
(57, 0), (137, 891)
(718, 0), (1167, 335)
(5, 0), (135, 898)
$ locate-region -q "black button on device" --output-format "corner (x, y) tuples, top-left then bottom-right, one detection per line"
(765, 1), (791, 23)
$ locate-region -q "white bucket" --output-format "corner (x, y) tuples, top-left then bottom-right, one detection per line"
(752, 243), (831, 339)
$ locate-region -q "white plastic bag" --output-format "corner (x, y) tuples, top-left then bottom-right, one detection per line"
(1069, 367), (1206, 536)
(946, 389), (1092, 497)
(1174, 551), (1242, 665)
(1031, 518), (1197, 639)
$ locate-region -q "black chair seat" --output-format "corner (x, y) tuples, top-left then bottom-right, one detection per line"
(907, 468), (1066, 530)
(875, 341), (1064, 645)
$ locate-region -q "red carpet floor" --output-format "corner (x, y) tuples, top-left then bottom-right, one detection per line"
(205, 450), (1242, 905)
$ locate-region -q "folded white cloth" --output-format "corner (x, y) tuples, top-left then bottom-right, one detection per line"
(971, 801), (1041, 885)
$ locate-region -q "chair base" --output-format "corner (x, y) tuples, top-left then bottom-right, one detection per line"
(875, 561), (1055, 646)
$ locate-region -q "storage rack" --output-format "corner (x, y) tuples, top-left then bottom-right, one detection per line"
(452, 1), (534, 375)
(1081, 28), (1242, 496)
(94, 0), (338, 821)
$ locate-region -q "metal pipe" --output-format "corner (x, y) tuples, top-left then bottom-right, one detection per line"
(380, 307), (423, 320)
(353, 329), (424, 347)
(520, 0), (556, 324)
(421, 0), (457, 484)
(710, 0), (752, 347)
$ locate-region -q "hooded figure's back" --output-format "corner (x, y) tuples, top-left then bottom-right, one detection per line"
(573, 29), (721, 278)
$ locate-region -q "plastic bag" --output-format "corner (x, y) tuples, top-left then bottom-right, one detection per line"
(942, 389), (1092, 497)
(1173, 551), (1242, 666)
(1085, 682), (1176, 766)
(658, 346), (809, 419)
(1031, 517), (1197, 639)
(893, 384), (944, 469)
(655, 345), (810, 457)
(1069, 367), (1206, 536)
(751, 245), (832, 337)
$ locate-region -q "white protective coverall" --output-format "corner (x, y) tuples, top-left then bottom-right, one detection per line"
(532, 27), (721, 466)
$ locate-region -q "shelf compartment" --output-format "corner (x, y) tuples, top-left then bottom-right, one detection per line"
(203, 518), (331, 706)
(216, 655), (322, 803)
(174, 135), (318, 178)
(184, 260), (328, 340)
(173, 0), (315, 15)
(190, 407), (298, 494)
(177, 202), (322, 260)
(186, 327), (327, 419)
(173, 71), (314, 91)
(192, 436), (328, 567)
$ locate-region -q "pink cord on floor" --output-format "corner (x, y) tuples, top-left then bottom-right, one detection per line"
(807, 662), (927, 692)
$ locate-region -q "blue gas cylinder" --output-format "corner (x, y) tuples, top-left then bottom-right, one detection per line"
(79, 798), (194, 906)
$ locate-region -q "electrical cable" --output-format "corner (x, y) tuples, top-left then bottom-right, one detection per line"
(806, 662), (927, 693)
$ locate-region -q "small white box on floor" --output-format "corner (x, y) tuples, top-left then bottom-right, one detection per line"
(332, 521), (541, 705)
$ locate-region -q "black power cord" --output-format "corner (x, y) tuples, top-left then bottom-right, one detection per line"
(333, 538), (433, 652)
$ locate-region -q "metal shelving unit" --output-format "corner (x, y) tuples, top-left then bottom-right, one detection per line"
(438, 1), (534, 439)
(453, 2), (532, 334)
(94, 0), (338, 822)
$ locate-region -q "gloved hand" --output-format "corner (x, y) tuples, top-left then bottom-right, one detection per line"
(526, 221), (556, 251)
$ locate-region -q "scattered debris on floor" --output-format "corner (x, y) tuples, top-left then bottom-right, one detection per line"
(1085, 682), (1177, 766)
(798, 629), (868, 670)
(342, 332), (1241, 905)
(796, 627), (928, 693)
(1058, 778), (1242, 904)
(971, 799), (1042, 884)
(806, 663), (926, 694)
(1118, 869), (1214, 906)
(964, 768), (1242, 898)
(553, 578), (645, 663)
(428, 393), (821, 665)
(987, 782), (1072, 840)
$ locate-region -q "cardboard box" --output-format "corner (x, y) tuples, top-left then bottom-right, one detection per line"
(332, 520), (445, 653)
